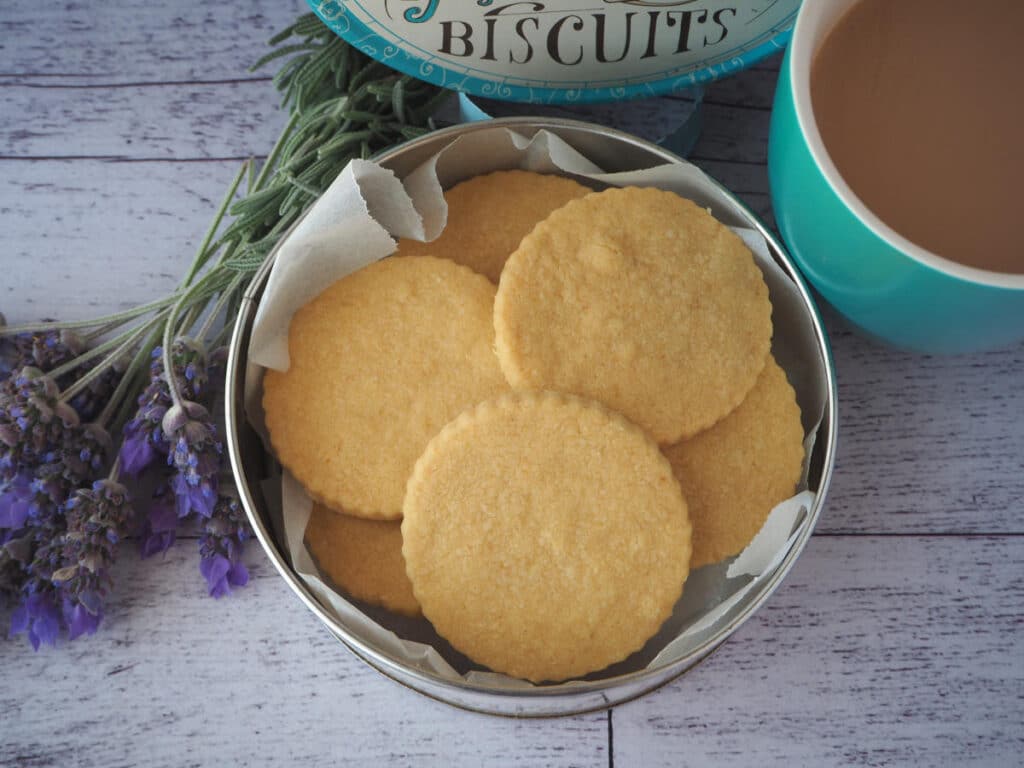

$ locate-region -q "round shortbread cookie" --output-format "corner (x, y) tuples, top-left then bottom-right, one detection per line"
(402, 391), (691, 683)
(305, 502), (420, 617)
(263, 256), (509, 519)
(663, 355), (804, 569)
(395, 170), (590, 283)
(494, 186), (772, 443)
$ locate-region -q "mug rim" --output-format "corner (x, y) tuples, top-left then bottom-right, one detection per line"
(788, 0), (1024, 291)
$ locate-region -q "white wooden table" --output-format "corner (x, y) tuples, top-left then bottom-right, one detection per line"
(2, 2), (1022, 765)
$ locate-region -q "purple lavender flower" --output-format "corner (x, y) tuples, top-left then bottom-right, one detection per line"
(9, 587), (61, 650)
(198, 490), (250, 598)
(51, 478), (135, 638)
(0, 471), (33, 529)
(163, 401), (222, 519)
(62, 596), (102, 640)
(139, 485), (179, 558)
(11, 501), (68, 648)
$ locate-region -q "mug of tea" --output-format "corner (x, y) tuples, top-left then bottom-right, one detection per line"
(768, 0), (1024, 354)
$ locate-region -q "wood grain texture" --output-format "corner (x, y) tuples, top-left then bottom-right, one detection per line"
(0, 546), (609, 768)
(613, 535), (1024, 768)
(0, 0), (306, 84)
(2, 160), (252, 324)
(1, 81), (286, 159)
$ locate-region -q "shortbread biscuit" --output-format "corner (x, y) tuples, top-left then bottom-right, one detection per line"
(305, 503), (420, 617)
(494, 186), (772, 443)
(402, 391), (691, 682)
(396, 170), (590, 283)
(263, 256), (509, 519)
(663, 356), (803, 569)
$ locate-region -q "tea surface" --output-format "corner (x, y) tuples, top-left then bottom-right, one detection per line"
(811, 0), (1024, 274)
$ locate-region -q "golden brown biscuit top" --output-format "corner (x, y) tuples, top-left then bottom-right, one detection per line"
(494, 186), (772, 443)
(262, 256), (509, 519)
(402, 391), (692, 682)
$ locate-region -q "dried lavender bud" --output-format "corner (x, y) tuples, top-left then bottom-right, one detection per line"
(9, 479), (69, 647)
(0, 330), (83, 382)
(170, 338), (209, 402)
(61, 423), (111, 484)
(0, 367), (80, 483)
(199, 489), (250, 597)
(52, 479), (134, 638)
(67, 358), (123, 423)
(163, 401), (222, 518)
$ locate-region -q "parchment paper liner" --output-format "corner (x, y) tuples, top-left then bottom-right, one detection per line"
(243, 127), (827, 687)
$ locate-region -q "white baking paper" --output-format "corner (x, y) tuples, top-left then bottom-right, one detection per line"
(244, 126), (827, 686)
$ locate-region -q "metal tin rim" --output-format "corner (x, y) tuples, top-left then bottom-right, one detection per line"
(225, 116), (838, 716)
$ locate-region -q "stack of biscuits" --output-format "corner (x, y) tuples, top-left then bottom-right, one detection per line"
(262, 170), (804, 683)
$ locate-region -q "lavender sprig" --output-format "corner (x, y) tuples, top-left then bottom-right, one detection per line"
(0, 13), (446, 646)
(119, 340), (207, 478)
(164, 401), (222, 520)
(51, 477), (135, 639)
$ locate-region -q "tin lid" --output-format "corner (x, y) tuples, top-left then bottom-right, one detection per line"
(309, 1), (799, 104)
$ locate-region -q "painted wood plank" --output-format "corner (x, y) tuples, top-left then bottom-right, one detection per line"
(704, 63), (780, 110)
(0, 64), (775, 166)
(826, 337), (1024, 535)
(613, 534), (1024, 768)
(1, 160), (248, 324)
(0, 0), (306, 84)
(691, 101), (773, 164)
(0, 544), (609, 767)
(1, 81), (287, 160)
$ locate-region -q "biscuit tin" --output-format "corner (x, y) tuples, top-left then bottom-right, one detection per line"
(225, 118), (837, 716)
(307, 0), (800, 103)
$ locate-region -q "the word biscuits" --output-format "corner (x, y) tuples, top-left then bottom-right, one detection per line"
(402, 391), (692, 682)
(305, 503), (420, 617)
(494, 186), (772, 443)
(396, 170), (590, 283)
(263, 256), (509, 519)
(663, 356), (804, 569)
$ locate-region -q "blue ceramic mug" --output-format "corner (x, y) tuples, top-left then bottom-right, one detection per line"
(768, 1), (1024, 354)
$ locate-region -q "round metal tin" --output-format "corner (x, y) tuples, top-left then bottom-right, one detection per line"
(225, 117), (837, 717)
(308, 1), (800, 104)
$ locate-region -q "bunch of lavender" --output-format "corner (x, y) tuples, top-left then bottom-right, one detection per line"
(0, 13), (445, 648)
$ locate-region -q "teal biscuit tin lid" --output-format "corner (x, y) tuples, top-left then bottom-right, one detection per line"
(308, 1), (800, 104)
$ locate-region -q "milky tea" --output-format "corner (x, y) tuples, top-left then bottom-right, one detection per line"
(810, 0), (1024, 274)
